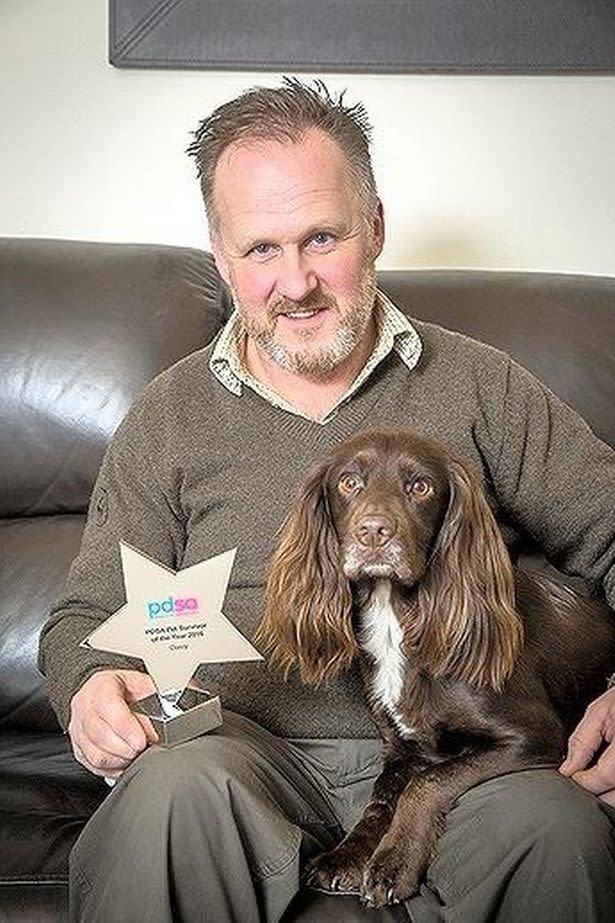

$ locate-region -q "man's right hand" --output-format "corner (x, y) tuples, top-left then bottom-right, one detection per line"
(68, 669), (159, 778)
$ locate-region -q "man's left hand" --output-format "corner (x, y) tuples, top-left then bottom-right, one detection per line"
(559, 686), (615, 806)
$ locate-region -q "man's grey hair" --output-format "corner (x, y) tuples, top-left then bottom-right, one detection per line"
(187, 77), (379, 233)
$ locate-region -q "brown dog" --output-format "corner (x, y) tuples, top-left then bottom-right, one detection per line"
(256, 428), (615, 907)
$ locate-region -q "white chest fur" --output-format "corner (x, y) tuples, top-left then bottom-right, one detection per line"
(358, 580), (415, 738)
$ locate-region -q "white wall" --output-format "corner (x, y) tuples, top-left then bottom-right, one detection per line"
(2, 0), (614, 274)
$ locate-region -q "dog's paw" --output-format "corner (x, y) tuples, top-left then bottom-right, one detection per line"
(304, 846), (366, 895)
(360, 838), (424, 908)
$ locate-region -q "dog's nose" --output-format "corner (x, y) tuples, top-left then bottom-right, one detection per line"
(354, 514), (396, 548)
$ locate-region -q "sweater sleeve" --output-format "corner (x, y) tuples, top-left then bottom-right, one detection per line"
(485, 356), (615, 608)
(38, 389), (186, 731)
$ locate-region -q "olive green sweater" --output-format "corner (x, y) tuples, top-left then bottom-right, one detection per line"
(39, 320), (615, 735)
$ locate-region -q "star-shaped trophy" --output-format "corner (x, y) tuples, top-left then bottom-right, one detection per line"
(81, 542), (263, 746)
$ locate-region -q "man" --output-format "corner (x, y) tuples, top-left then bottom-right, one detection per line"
(39, 79), (615, 922)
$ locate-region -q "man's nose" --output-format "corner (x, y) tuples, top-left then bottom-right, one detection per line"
(275, 250), (318, 302)
(354, 514), (396, 549)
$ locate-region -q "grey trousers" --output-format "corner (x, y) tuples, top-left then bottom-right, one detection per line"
(70, 712), (615, 923)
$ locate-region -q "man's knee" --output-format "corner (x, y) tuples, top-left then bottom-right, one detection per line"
(69, 734), (290, 922)
(71, 733), (276, 877)
(428, 769), (615, 897)
(457, 768), (612, 847)
(119, 732), (257, 811)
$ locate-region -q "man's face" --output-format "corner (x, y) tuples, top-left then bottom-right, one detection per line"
(211, 128), (384, 379)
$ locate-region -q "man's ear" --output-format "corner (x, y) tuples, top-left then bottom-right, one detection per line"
(211, 235), (231, 286)
(371, 200), (385, 259)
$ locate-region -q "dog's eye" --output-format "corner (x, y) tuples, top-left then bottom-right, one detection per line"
(407, 477), (433, 499)
(338, 473), (363, 494)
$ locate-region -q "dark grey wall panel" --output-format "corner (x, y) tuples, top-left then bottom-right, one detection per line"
(110, 0), (615, 73)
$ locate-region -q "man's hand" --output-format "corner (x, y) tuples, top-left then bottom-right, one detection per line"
(68, 669), (159, 778)
(559, 686), (615, 806)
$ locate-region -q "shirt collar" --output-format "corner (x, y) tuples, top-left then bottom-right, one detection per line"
(209, 289), (422, 423)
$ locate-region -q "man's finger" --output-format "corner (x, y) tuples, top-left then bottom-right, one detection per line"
(72, 739), (129, 778)
(74, 699), (148, 769)
(115, 672), (159, 743)
(559, 722), (604, 775)
(96, 711), (148, 760)
(98, 694), (150, 753)
(133, 710), (159, 745)
(118, 669), (157, 704)
(573, 766), (612, 795)
(572, 747), (615, 795)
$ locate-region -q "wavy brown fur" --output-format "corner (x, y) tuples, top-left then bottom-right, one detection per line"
(413, 458), (522, 690)
(255, 463), (358, 684)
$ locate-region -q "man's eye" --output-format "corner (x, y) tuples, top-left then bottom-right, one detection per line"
(249, 243), (277, 260)
(307, 232), (335, 250)
(338, 473), (363, 494)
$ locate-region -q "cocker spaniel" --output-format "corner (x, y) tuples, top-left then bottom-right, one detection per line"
(256, 428), (615, 908)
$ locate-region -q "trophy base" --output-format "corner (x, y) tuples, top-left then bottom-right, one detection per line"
(132, 688), (223, 747)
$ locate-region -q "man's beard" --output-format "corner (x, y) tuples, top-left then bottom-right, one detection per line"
(234, 265), (378, 380)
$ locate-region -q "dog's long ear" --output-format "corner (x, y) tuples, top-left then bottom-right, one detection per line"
(416, 458), (522, 690)
(255, 463), (357, 685)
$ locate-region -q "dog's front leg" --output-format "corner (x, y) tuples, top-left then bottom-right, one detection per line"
(361, 747), (534, 907)
(305, 751), (412, 894)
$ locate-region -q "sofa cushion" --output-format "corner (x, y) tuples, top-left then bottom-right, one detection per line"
(0, 516), (86, 732)
(0, 731), (106, 880)
(0, 883), (69, 922)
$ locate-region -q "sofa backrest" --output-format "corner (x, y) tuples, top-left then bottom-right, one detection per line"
(1, 238), (613, 732)
(0, 239), (231, 731)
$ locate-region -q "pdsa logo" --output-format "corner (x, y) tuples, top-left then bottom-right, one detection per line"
(146, 596), (200, 619)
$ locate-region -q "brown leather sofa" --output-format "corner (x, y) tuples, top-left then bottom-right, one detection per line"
(1, 237), (614, 922)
